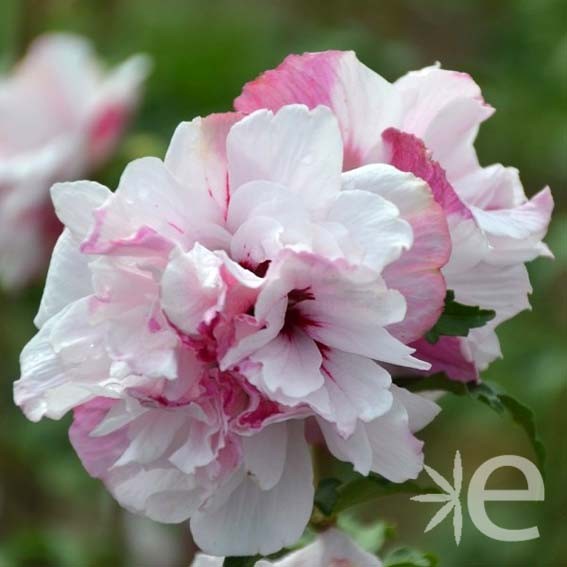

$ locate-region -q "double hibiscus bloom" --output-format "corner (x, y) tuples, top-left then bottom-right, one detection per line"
(14, 51), (552, 556)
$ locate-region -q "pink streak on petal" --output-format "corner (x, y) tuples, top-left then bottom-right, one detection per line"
(235, 51), (339, 114)
(384, 191), (451, 344)
(235, 51), (365, 168)
(148, 317), (162, 333)
(383, 128), (472, 219)
(81, 223), (173, 256)
(69, 397), (129, 478)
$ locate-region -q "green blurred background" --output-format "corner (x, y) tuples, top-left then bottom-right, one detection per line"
(0, 0), (565, 565)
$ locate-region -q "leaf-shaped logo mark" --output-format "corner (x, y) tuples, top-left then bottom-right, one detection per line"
(412, 451), (463, 545)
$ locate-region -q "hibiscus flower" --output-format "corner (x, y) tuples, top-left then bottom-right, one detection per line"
(0, 33), (149, 288)
(15, 104), (443, 555)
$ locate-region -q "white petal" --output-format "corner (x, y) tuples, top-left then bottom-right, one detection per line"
(395, 66), (494, 181)
(165, 113), (240, 220)
(113, 411), (186, 467)
(260, 528), (382, 567)
(191, 422), (313, 556)
(251, 330), (324, 399)
(107, 466), (204, 523)
(318, 418), (373, 476)
(35, 229), (93, 327)
(227, 105), (342, 210)
(15, 298), (110, 421)
(322, 349), (393, 436)
(242, 422), (288, 490)
(191, 555), (224, 567)
(389, 384), (440, 433)
(306, 294), (427, 370)
(51, 180), (111, 238)
(161, 243), (224, 335)
(327, 188), (413, 272)
(365, 396), (428, 482)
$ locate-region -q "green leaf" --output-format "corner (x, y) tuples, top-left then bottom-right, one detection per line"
(334, 474), (439, 514)
(314, 477), (342, 516)
(400, 374), (468, 396)
(384, 547), (438, 567)
(399, 375), (546, 471)
(223, 556), (261, 567)
(425, 290), (496, 344)
(495, 393), (546, 472)
(313, 473), (439, 518)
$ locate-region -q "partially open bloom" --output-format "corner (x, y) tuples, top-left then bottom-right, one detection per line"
(235, 51), (554, 381)
(15, 104), (443, 555)
(192, 528), (382, 566)
(0, 33), (149, 289)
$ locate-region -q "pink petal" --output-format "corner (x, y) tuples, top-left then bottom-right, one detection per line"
(69, 397), (129, 478)
(87, 55), (150, 167)
(235, 50), (403, 169)
(383, 128), (472, 219)
(410, 336), (478, 383)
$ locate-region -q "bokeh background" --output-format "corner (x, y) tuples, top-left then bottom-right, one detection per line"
(0, 0), (565, 565)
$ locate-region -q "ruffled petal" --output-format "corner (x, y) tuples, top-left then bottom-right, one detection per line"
(191, 422), (313, 556)
(365, 388), (439, 482)
(326, 188), (413, 272)
(82, 157), (226, 256)
(395, 65), (494, 181)
(161, 244), (224, 335)
(471, 187), (553, 263)
(227, 105), (343, 210)
(383, 128), (471, 219)
(251, 330), (324, 399)
(322, 348), (393, 437)
(50, 180), (111, 238)
(342, 163), (451, 343)
(15, 298), (111, 421)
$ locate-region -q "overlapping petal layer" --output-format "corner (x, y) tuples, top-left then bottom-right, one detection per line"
(236, 50), (553, 380)
(16, 104), (442, 555)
